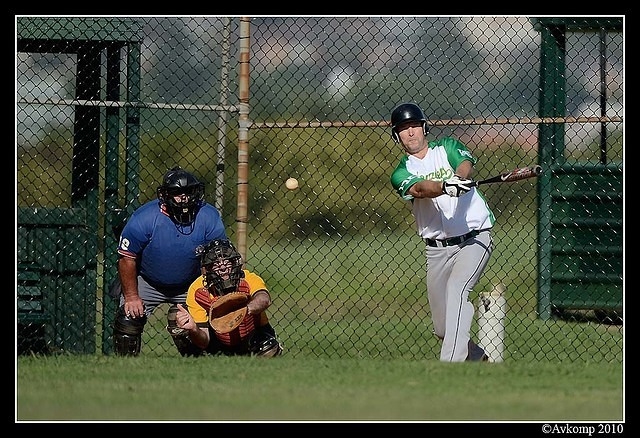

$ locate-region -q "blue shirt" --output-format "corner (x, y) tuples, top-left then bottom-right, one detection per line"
(117, 200), (227, 288)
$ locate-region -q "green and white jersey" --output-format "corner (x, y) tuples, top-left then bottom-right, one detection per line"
(390, 137), (495, 240)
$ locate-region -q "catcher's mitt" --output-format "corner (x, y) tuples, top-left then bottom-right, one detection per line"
(209, 292), (249, 334)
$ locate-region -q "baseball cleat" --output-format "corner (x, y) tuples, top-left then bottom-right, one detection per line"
(466, 340), (489, 362)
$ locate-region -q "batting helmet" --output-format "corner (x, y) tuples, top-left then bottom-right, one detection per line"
(157, 166), (205, 226)
(390, 103), (429, 143)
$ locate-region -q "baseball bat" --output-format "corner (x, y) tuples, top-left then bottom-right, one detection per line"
(472, 165), (542, 186)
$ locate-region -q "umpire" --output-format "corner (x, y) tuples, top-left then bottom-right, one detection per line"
(112, 166), (227, 356)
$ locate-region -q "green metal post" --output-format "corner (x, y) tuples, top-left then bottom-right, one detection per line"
(536, 24), (566, 320)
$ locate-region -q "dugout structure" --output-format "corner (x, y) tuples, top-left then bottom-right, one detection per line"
(16, 18), (143, 353)
(532, 18), (623, 323)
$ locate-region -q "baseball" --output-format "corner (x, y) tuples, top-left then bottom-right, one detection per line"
(285, 177), (299, 190)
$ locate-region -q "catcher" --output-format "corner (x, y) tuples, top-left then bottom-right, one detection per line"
(173, 238), (283, 357)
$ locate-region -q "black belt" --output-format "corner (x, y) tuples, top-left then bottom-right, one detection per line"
(425, 230), (481, 248)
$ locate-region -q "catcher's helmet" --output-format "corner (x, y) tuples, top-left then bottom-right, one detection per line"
(196, 239), (244, 295)
(390, 103), (429, 143)
(157, 166), (205, 226)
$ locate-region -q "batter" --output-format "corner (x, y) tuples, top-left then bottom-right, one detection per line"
(389, 103), (494, 362)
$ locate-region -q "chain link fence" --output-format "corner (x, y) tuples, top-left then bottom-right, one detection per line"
(16, 16), (623, 361)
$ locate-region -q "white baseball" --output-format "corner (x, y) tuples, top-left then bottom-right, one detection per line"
(285, 178), (299, 190)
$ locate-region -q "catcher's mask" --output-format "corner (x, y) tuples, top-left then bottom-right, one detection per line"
(196, 239), (244, 295)
(390, 102), (429, 143)
(157, 166), (205, 226)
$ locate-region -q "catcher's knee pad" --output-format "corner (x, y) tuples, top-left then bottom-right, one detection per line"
(166, 304), (203, 357)
(113, 306), (147, 356)
(248, 326), (283, 357)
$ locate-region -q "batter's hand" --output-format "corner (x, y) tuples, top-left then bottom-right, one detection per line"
(442, 175), (475, 197)
(176, 304), (197, 331)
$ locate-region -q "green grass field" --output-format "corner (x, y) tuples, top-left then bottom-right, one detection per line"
(16, 353), (623, 422)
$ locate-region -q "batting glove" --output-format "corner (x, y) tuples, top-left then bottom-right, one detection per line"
(442, 175), (475, 197)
